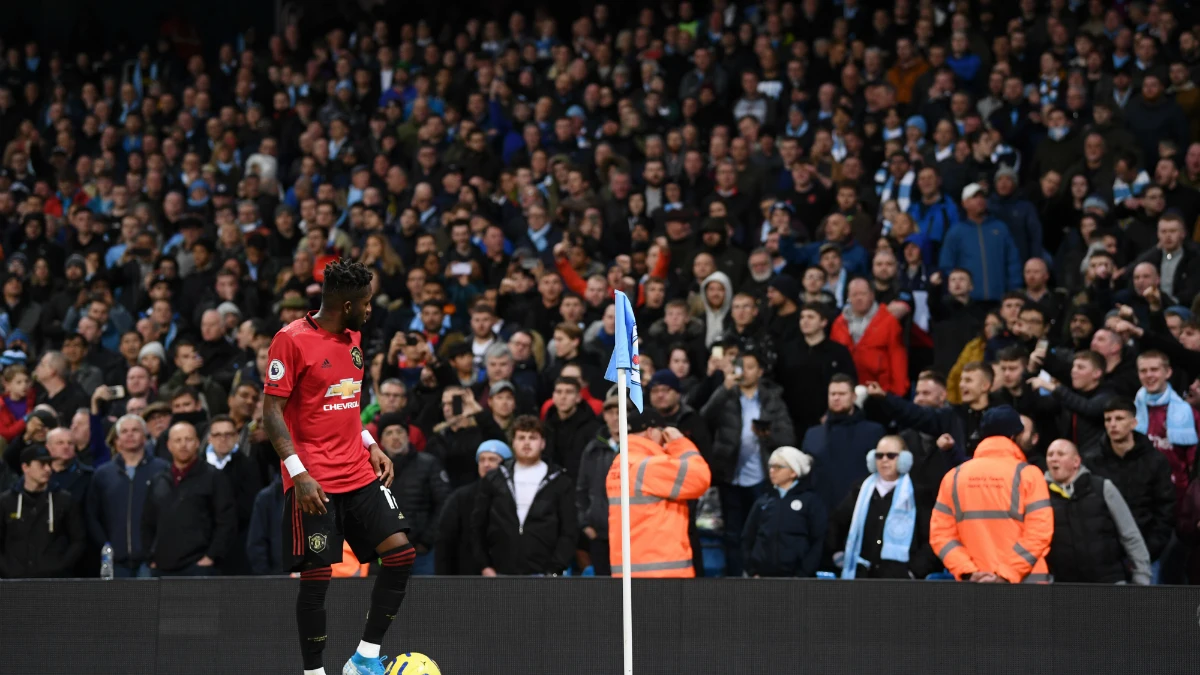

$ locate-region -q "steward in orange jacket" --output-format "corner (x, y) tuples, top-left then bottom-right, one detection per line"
(607, 412), (711, 578)
(829, 279), (909, 397)
(930, 406), (1054, 583)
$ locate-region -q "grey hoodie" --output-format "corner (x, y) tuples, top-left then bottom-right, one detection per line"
(700, 271), (734, 348)
(1045, 464), (1152, 585)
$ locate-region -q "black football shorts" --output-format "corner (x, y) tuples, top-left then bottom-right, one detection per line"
(283, 479), (410, 571)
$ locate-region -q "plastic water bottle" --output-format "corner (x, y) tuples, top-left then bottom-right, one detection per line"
(100, 544), (114, 580)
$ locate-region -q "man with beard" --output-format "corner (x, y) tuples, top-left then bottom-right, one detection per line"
(742, 248), (775, 301)
(764, 275), (801, 346)
(720, 292), (775, 366)
(696, 218), (747, 286)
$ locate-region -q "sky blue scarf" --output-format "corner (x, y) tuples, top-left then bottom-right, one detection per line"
(1135, 386), (1198, 446)
(840, 474), (915, 579)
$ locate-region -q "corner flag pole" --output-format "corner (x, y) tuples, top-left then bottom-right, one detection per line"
(604, 290), (641, 675)
(616, 367), (633, 675)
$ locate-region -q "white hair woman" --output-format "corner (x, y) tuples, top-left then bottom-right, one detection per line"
(741, 446), (827, 578)
(831, 435), (939, 579)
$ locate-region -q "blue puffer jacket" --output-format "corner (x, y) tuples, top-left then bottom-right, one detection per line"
(84, 453), (170, 567)
(937, 215), (1024, 302)
(987, 193), (1045, 262)
(741, 476), (828, 577)
(801, 409), (885, 510)
(907, 196), (959, 245)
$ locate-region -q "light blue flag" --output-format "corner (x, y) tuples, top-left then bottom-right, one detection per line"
(604, 290), (644, 412)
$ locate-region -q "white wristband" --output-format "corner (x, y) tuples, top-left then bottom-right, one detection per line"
(283, 455), (307, 478)
(362, 430), (377, 448)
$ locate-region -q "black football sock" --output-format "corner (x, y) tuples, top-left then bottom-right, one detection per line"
(361, 544), (415, 646)
(297, 566), (332, 670)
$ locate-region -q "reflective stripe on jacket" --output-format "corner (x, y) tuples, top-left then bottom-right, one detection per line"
(929, 436), (1054, 583)
(607, 434), (712, 578)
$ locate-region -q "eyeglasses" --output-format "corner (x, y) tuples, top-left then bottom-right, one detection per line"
(767, 463), (788, 470)
(876, 452), (899, 460)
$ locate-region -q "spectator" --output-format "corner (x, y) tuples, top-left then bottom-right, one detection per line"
(0, 445), (86, 578)
(245, 472), (284, 575)
(776, 303), (856, 431)
(33, 351), (88, 422)
(700, 350), (794, 576)
(378, 413), (449, 576)
(84, 414), (169, 577)
(203, 414), (263, 575)
(830, 435), (939, 579)
(142, 421), (236, 576)
(741, 446), (825, 578)
(1029, 350), (1117, 451)
(871, 358), (995, 458)
(1086, 398), (1177, 564)
(436, 440), (509, 576)
(648, 369), (712, 470)
(472, 416), (575, 576)
(606, 410), (711, 578)
(939, 184), (1023, 302)
(426, 386), (505, 489)
(803, 374), (886, 510)
(542, 376), (599, 481)
(0, 364), (36, 443)
(830, 278), (908, 397)
(1130, 212), (1200, 307)
(930, 406), (1054, 583)
(577, 392), (620, 576)
(989, 165), (1045, 264)
(1044, 439), (1151, 585)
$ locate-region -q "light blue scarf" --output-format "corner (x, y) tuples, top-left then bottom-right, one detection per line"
(1135, 386), (1198, 446)
(840, 474), (915, 579)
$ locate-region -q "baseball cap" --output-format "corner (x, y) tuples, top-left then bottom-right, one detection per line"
(489, 380), (516, 397)
(961, 183), (986, 202)
(626, 408), (664, 433)
(20, 445), (52, 464)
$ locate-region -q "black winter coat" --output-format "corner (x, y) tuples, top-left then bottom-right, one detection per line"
(245, 476), (285, 575)
(426, 412), (507, 489)
(741, 477), (827, 577)
(543, 404), (600, 480)
(142, 461), (237, 572)
(84, 453), (170, 567)
(1046, 472), (1128, 584)
(576, 432), (617, 535)
(701, 381), (796, 484)
(471, 460), (577, 575)
(802, 410), (886, 510)
(387, 450), (451, 550)
(0, 487), (85, 578)
(776, 338), (857, 431)
(1084, 433), (1176, 560)
(436, 482), (483, 575)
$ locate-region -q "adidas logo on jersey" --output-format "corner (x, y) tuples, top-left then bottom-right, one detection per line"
(321, 359), (332, 368)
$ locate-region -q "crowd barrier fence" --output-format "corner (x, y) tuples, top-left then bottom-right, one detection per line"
(2, 577), (1199, 674)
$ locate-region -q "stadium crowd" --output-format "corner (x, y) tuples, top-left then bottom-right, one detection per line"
(1, 0), (1200, 585)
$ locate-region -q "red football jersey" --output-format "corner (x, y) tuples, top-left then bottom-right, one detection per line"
(264, 313), (376, 494)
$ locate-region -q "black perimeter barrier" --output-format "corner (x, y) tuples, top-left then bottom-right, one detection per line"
(3, 578), (1199, 674)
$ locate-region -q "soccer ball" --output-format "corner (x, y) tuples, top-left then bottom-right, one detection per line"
(385, 652), (441, 675)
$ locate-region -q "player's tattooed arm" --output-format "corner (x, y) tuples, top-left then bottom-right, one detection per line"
(265, 393), (328, 514)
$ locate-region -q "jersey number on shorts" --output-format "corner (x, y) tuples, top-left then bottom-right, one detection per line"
(380, 485), (398, 511)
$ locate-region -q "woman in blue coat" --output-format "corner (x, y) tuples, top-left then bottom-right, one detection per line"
(741, 447), (827, 578)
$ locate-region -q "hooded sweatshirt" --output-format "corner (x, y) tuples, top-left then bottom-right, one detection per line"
(700, 271), (733, 348)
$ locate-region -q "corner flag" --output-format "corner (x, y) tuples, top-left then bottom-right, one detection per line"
(604, 290), (643, 412)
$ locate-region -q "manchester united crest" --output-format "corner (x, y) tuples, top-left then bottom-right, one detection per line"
(308, 532), (327, 553)
(350, 346), (364, 369)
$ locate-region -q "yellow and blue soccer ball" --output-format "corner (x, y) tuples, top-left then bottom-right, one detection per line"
(385, 652), (441, 675)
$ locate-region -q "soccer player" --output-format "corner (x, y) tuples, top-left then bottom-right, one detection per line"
(263, 259), (415, 675)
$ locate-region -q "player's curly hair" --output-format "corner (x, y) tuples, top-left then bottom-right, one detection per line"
(321, 258), (373, 298)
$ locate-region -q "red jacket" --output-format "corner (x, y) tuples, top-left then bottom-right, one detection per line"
(830, 307), (909, 396)
(0, 390), (37, 442)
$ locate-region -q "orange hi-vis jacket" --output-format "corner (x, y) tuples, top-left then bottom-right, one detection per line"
(929, 436), (1054, 583)
(607, 434), (712, 578)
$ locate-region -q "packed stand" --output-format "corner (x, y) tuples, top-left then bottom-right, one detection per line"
(0, 0), (1199, 585)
